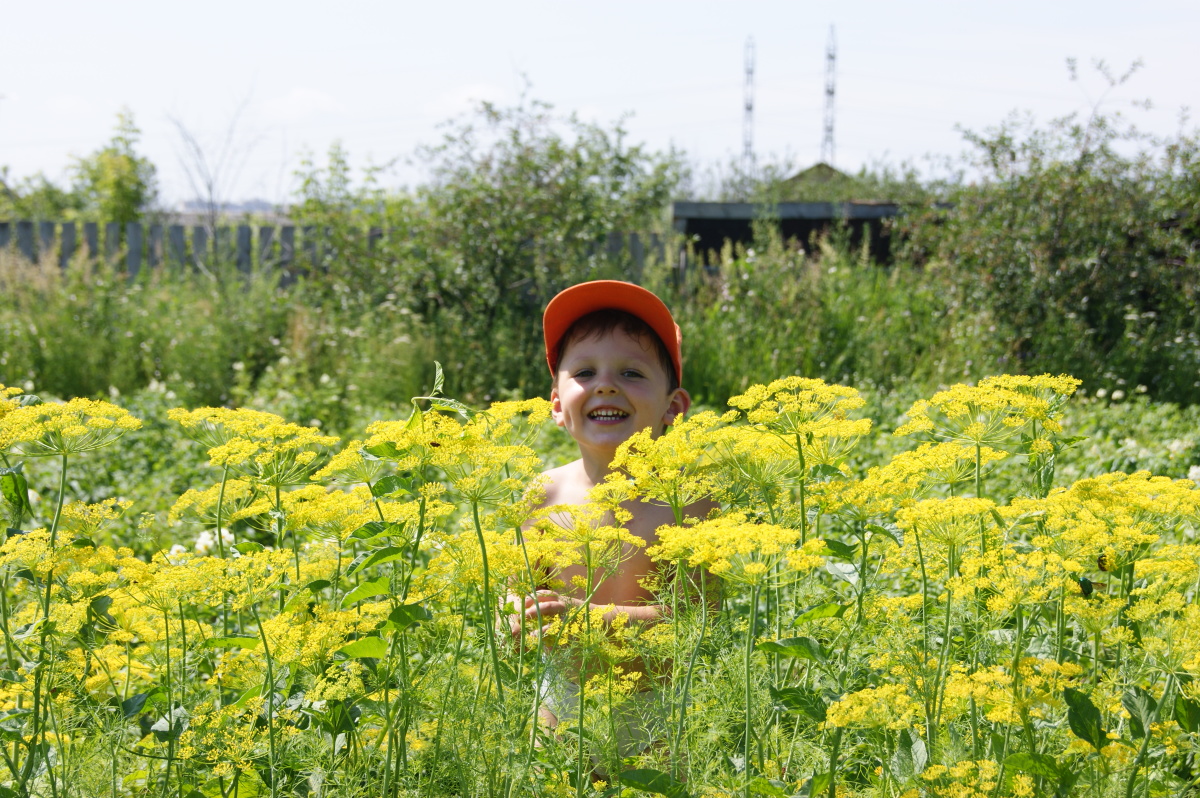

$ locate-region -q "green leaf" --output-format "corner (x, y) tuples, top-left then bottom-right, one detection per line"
(0, 470), (31, 518)
(865, 523), (902, 545)
(1004, 752), (1060, 780)
(824, 560), (859, 586)
(339, 636), (389, 659)
(117, 690), (161, 719)
(1174, 695), (1200, 733)
(349, 545), (411, 575)
(340, 576), (390, 608)
(1064, 687), (1108, 750)
(363, 441), (400, 459)
(432, 361), (445, 397)
(618, 768), (690, 798)
(890, 728), (927, 781)
(794, 603), (848, 625)
(386, 603), (432, 631)
(371, 475), (410, 498)
(756, 636), (826, 663)
(234, 542), (264, 555)
(819, 538), (857, 559)
(797, 772), (831, 798)
(71, 537), (96, 548)
(769, 686), (826, 722)
(0, 786), (19, 798)
(1121, 686), (1157, 739)
(283, 579), (332, 611)
(349, 521), (402, 541)
(202, 636), (261, 650)
(747, 777), (788, 796)
(808, 463), (843, 480)
(233, 684), (263, 709)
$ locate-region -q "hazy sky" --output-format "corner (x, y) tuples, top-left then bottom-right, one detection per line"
(3, 1), (1195, 205)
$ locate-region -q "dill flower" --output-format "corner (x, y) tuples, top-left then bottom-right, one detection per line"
(1008, 471), (1199, 567)
(919, 759), (1001, 798)
(816, 444), (1007, 522)
(894, 374), (1080, 446)
(609, 410), (728, 519)
(729, 377), (870, 439)
(0, 396), (142, 455)
(169, 407), (339, 486)
(648, 511), (824, 585)
(59, 497), (132, 537)
(824, 683), (923, 730)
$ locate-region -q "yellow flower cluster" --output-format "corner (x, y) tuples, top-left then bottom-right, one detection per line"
(728, 376), (870, 440)
(919, 759), (1000, 798)
(648, 512), (824, 585)
(609, 410), (728, 516)
(0, 396), (142, 455)
(895, 374), (1080, 446)
(1009, 470), (1200, 567)
(824, 682), (923, 730)
(942, 658), (1083, 725)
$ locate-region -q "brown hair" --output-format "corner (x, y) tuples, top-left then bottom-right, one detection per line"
(551, 309), (679, 394)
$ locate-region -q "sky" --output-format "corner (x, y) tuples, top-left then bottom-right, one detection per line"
(2, 0), (1196, 207)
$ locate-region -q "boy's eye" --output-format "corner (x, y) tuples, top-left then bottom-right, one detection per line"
(574, 369), (595, 378)
(623, 370), (644, 379)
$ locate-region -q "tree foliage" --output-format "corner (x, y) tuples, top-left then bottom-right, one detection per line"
(0, 109), (157, 225)
(898, 97), (1200, 399)
(70, 108), (159, 224)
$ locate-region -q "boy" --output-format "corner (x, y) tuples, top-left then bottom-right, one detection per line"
(510, 279), (706, 749)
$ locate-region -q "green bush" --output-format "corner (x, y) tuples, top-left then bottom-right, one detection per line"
(897, 107), (1200, 403)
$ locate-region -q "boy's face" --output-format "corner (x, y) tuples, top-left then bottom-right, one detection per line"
(551, 328), (690, 464)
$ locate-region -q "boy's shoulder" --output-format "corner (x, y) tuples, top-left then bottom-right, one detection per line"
(538, 460), (591, 507)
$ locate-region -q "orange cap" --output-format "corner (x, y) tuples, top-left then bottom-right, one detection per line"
(543, 280), (682, 383)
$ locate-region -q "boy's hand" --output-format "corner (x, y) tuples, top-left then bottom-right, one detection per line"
(508, 590), (577, 638)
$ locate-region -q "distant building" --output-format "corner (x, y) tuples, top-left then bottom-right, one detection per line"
(672, 162), (900, 263)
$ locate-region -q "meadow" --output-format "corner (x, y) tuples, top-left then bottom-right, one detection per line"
(0, 367), (1198, 798)
(1, 96), (1199, 797)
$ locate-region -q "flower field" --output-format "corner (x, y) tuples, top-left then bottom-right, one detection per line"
(0, 375), (1198, 798)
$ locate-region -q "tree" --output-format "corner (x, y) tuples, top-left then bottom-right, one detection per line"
(898, 62), (1200, 401)
(70, 108), (158, 224)
(411, 99), (685, 397)
(0, 168), (84, 219)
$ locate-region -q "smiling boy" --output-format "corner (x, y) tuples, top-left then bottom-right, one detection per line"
(509, 280), (706, 747)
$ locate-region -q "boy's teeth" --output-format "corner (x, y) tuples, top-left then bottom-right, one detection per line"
(589, 409), (628, 419)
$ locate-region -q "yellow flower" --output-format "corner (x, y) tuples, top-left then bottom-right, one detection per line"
(609, 410), (729, 518)
(169, 407), (339, 486)
(895, 374), (1080, 446)
(648, 511), (823, 586)
(825, 683), (923, 730)
(729, 377), (870, 440)
(0, 397), (141, 455)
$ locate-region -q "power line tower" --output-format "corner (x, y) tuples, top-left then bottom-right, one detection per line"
(821, 26), (837, 166)
(743, 36), (755, 174)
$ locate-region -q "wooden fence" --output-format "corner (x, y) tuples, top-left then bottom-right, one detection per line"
(0, 220), (673, 284)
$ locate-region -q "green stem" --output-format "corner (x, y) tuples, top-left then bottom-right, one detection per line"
(250, 604), (279, 798)
(674, 568), (708, 782)
(744, 583), (761, 798)
(470, 502), (505, 703)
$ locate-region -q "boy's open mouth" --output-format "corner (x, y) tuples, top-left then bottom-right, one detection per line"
(588, 408), (629, 421)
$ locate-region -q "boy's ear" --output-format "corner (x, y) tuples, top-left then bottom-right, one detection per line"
(550, 386), (566, 428)
(662, 388), (691, 428)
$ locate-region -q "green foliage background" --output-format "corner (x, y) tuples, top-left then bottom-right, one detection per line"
(1, 92), (1198, 411)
